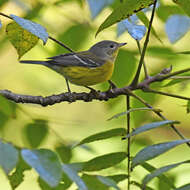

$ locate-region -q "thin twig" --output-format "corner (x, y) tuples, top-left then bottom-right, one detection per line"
(155, 67), (190, 81)
(136, 40), (148, 79)
(130, 0), (157, 87)
(126, 95), (131, 190)
(146, 88), (190, 101)
(170, 76), (190, 79)
(48, 36), (74, 53)
(0, 12), (12, 19)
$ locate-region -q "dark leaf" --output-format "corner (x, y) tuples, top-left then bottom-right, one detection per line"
(23, 119), (48, 148)
(83, 152), (127, 171)
(107, 174), (128, 183)
(81, 174), (108, 190)
(8, 155), (31, 189)
(55, 143), (72, 163)
(38, 177), (68, 190)
(74, 128), (126, 147)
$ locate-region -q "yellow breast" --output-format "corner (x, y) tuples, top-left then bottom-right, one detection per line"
(61, 61), (114, 86)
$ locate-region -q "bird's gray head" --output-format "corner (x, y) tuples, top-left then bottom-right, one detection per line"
(89, 40), (127, 61)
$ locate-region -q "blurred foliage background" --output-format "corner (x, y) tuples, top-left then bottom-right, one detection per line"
(1, 0), (190, 189)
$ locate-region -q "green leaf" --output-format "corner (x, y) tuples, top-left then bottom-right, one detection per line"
(175, 183), (190, 190)
(96, 0), (154, 36)
(177, 51), (190, 54)
(163, 78), (188, 88)
(38, 177), (67, 190)
(21, 149), (62, 187)
(8, 155), (31, 189)
(124, 120), (179, 139)
(97, 175), (120, 190)
(62, 164), (88, 190)
(147, 46), (175, 59)
(10, 14), (48, 44)
(131, 181), (154, 190)
(67, 162), (84, 172)
(173, 0), (190, 17)
(23, 119), (48, 148)
(0, 95), (17, 117)
(157, 5), (185, 21)
(107, 174), (128, 183)
(0, 111), (9, 131)
(0, 0), (7, 7)
(111, 50), (137, 87)
(54, 24), (92, 55)
(141, 162), (176, 188)
(74, 128), (126, 147)
(55, 143), (72, 163)
(132, 139), (190, 168)
(137, 11), (162, 43)
(81, 174), (108, 190)
(6, 22), (39, 58)
(187, 100), (190, 113)
(82, 152), (127, 171)
(142, 160), (190, 186)
(0, 140), (18, 174)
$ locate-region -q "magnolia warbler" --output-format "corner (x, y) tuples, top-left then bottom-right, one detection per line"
(20, 40), (127, 92)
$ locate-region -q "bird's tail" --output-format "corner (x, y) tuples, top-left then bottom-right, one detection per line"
(20, 60), (49, 66)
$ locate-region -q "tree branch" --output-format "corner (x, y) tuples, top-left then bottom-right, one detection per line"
(1, 66), (190, 106)
(130, 0), (157, 87)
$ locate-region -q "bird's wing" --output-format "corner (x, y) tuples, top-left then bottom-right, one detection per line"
(47, 51), (105, 68)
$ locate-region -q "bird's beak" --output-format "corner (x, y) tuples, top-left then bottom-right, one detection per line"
(118, 42), (127, 47)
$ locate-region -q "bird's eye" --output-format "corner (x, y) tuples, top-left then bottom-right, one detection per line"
(110, 44), (114, 48)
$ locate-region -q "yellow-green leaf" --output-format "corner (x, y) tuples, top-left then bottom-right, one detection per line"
(136, 11), (162, 43)
(6, 22), (39, 59)
(96, 0), (154, 36)
(173, 0), (190, 17)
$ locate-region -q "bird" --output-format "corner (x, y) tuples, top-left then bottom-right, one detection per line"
(20, 40), (127, 92)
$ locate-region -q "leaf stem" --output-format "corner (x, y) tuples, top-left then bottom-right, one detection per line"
(126, 95), (131, 190)
(130, 0), (157, 87)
